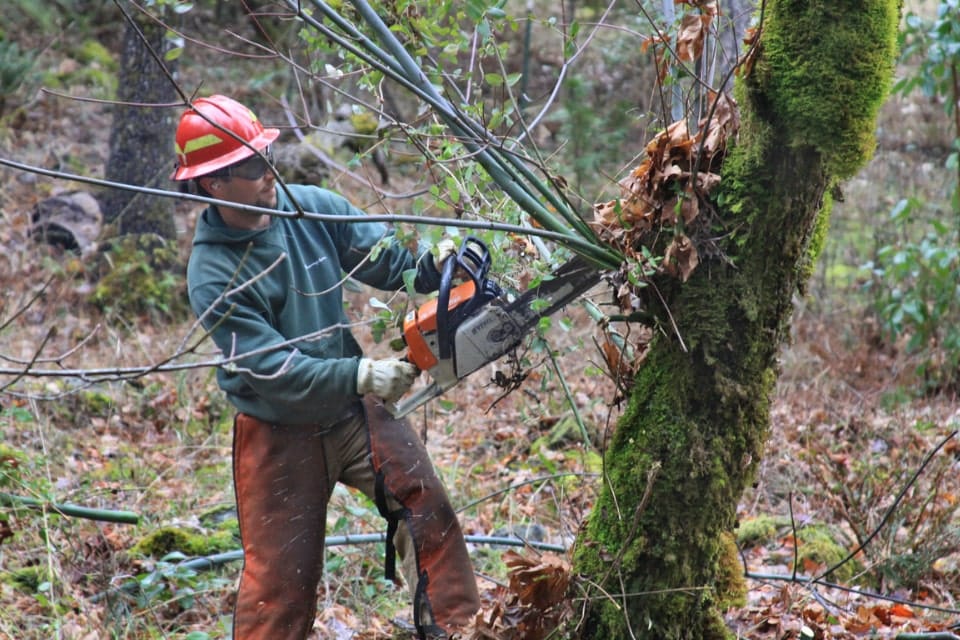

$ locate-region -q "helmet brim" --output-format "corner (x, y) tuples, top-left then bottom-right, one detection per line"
(171, 128), (280, 181)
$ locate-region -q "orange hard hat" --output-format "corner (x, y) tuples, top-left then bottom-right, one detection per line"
(171, 95), (279, 180)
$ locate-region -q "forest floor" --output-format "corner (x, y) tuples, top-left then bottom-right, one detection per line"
(1, 34), (959, 640)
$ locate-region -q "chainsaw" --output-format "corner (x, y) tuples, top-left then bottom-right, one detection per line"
(386, 237), (601, 418)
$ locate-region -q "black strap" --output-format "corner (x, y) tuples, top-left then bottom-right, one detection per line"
(413, 570), (436, 640)
(374, 469), (408, 583)
(384, 514), (399, 582)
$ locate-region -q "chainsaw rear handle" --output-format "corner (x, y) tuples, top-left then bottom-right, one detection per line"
(440, 236), (491, 293)
(435, 237), (498, 360)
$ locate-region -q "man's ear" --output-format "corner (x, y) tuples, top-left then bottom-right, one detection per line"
(199, 176), (220, 193)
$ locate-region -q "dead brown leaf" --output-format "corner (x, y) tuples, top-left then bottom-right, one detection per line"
(661, 233), (699, 282)
(677, 13), (711, 63)
(591, 89), (737, 300)
(503, 549), (571, 609)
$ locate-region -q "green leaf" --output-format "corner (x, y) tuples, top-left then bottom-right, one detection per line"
(368, 297), (391, 310)
(403, 268), (418, 296)
(485, 72), (504, 87)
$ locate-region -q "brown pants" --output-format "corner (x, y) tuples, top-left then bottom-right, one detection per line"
(231, 397), (479, 639)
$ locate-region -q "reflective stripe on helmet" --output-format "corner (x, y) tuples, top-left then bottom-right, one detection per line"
(179, 133), (225, 156)
(175, 133), (224, 166)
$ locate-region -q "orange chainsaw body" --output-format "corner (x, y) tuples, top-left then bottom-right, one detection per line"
(402, 279), (477, 371)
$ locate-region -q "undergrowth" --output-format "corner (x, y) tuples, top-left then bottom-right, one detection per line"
(801, 417), (960, 593)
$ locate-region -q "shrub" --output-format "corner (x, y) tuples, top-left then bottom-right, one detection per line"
(0, 39), (35, 115)
(90, 234), (189, 322)
(861, 198), (960, 392)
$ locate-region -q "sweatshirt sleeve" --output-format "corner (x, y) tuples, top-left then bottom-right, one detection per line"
(189, 280), (362, 419)
(319, 191), (443, 293)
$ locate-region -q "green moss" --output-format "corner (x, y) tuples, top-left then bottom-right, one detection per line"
(760, 1), (899, 178)
(796, 186), (836, 291)
(0, 444), (26, 464)
(90, 234), (187, 321)
(2, 565), (53, 593)
(40, 39), (118, 99)
(132, 526), (238, 558)
(574, 340), (753, 637)
(76, 40), (117, 70)
(713, 98), (775, 234)
(715, 531), (747, 609)
(736, 515), (788, 548)
(794, 524), (860, 582)
(198, 505), (239, 534)
(348, 110), (380, 136)
(77, 389), (114, 416)
(579, 448), (603, 475)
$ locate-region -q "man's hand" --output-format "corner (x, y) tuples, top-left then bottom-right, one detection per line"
(357, 358), (419, 401)
(435, 238), (457, 266)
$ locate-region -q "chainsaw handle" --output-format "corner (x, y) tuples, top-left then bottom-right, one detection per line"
(455, 236), (492, 284)
(436, 237), (491, 361)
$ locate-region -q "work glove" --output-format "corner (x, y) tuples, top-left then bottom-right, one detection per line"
(435, 238), (457, 267)
(357, 358), (419, 401)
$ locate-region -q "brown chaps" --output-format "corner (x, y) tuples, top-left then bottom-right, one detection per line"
(230, 397), (480, 639)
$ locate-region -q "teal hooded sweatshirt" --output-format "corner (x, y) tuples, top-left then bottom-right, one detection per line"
(186, 184), (442, 424)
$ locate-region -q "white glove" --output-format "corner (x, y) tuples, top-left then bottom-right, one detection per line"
(357, 358), (419, 401)
(435, 238), (457, 266)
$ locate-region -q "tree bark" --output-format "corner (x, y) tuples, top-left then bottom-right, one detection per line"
(100, 10), (177, 239)
(572, 1), (900, 638)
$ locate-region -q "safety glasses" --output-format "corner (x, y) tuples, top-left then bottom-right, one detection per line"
(216, 146), (275, 180)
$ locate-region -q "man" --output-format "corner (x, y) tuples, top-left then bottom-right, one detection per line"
(172, 95), (481, 640)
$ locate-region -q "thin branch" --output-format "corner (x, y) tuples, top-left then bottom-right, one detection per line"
(513, 0), (618, 145)
(745, 571), (960, 618)
(456, 472), (598, 514)
(89, 533), (567, 605)
(598, 461), (661, 590)
(0, 155), (604, 258)
(0, 324), (103, 367)
(278, 95), (432, 201)
(0, 327), (55, 393)
(0, 276), (55, 333)
(813, 430), (958, 583)
(301, 0), (619, 264)
(546, 340), (592, 448)
(789, 490), (800, 582)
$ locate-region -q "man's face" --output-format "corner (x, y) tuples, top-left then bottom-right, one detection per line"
(200, 147), (278, 218)
(216, 171), (277, 210)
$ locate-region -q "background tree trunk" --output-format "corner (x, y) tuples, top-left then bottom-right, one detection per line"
(100, 11), (177, 239)
(572, 2), (900, 638)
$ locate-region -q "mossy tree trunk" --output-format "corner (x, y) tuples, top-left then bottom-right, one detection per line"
(572, 2), (900, 638)
(100, 11), (177, 239)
